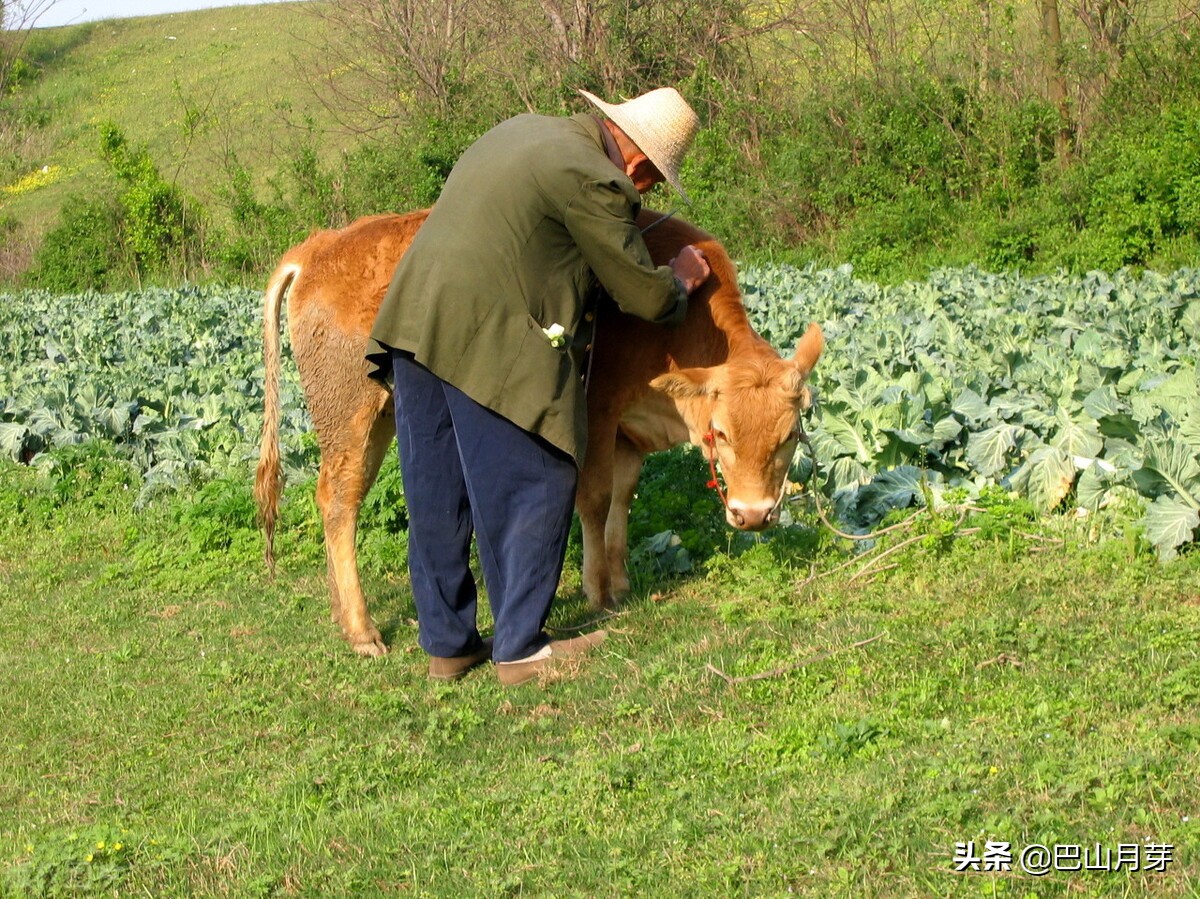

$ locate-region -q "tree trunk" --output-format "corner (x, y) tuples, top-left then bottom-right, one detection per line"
(1041, 0), (1074, 165)
(978, 0), (993, 95)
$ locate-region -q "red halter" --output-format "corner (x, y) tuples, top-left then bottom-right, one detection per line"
(703, 426), (806, 527)
(702, 429), (733, 514)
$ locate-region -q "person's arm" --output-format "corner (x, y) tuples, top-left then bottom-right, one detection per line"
(564, 179), (707, 324)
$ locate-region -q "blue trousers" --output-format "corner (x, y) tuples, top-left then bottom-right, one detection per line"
(390, 352), (578, 663)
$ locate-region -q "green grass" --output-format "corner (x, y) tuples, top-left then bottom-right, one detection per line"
(4, 4), (336, 233)
(0, 451), (1198, 897)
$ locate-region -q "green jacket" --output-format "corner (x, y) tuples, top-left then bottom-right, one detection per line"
(366, 113), (686, 465)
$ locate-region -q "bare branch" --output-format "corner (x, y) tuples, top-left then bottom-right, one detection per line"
(0, 0), (59, 98)
(706, 632), (888, 687)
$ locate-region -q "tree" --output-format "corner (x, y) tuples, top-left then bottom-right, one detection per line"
(1073, 0), (1135, 76)
(297, 0), (815, 136)
(0, 0), (56, 100)
(296, 0), (497, 135)
(1040, 0), (1074, 164)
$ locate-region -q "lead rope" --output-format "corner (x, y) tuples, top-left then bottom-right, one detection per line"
(796, 429), (891, 542)
(640, 208), (679, 236)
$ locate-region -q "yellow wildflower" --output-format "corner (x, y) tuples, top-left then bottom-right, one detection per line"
(1, 165), (62, 196)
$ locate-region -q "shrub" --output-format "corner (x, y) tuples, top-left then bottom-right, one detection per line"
(25, 193), (125, 292)
(340, 141), (419, 217)
(99, 122), (200, 277)
(27, 124), (205, 291)
(35, 440), (139, 512)
(210, 161), (305, 281)
(1065, 104), (1200, 271)
(734, 71), (1063, 276)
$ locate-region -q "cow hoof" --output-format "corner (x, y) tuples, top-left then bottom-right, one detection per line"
(350, 634), (389, 657)
(599, 594), (624, 612)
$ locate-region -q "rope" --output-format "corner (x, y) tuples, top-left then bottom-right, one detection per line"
(639, 208), (680, 235)
(795, 430), (924, 542)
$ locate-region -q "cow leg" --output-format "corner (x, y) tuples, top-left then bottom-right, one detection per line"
(315, 396), (393, 657)
(577, 421), (617, 611)
(604, 432), (645, 603)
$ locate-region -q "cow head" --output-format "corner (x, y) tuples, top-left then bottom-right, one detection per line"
(650, 323), (825, 531)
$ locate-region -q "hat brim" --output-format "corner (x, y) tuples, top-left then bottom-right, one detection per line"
(579, 89), (691, 204)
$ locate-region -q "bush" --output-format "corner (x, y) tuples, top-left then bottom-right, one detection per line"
(337, 116), (485, 218)
(968, 188), (1075, 273)
(99, 122), (201, 278)
(720, 72), (1064, 276)
(26, 124), (205, 291)
(25, 193), (125, 292)
(35, 440), (139, 512)
(340, 142), (420, 217)
(1064, 104), (1200, 271)
(14, 26), (1200, 288)
(210, 161), (306, 281)
(173, 475), (259, 554)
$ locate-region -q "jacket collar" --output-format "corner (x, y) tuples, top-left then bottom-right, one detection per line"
(574, 113), (625, 171)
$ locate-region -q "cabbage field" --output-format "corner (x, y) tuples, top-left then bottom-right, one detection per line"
(0, 286), (312, 504)
(741, 265), (1200, 560)
(3, 264), (1199, 559)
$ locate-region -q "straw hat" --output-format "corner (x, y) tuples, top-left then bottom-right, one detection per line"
(578, 87), (699, 203)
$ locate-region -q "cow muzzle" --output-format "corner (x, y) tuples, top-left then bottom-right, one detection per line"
(726, 499), (779, 531)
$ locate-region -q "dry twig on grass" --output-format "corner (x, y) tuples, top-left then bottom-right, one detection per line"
(976, 652), (1023, 670)
(706, 632), (888, 687)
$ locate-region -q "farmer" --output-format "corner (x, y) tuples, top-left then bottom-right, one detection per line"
(365, 87), (712, 686)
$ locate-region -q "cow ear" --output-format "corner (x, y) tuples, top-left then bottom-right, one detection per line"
(650, 367), (713, 399)
(792, 322), (824, 375)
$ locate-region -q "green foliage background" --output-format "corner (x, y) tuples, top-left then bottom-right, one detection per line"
(1, 4), (1199, 289)
(1, 10), (1199, 893)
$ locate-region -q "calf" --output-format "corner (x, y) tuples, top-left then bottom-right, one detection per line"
(255, 209), (823, 655)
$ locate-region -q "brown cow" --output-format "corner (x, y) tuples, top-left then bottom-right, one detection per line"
(255, 208), (823, 656)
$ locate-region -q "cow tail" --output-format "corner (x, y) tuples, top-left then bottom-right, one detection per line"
(254, 262), (300, 577)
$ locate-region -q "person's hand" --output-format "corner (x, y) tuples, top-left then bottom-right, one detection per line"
(670, 245), (711, 295)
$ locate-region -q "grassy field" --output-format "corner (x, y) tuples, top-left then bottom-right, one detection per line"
(1, 448), (1197, 898)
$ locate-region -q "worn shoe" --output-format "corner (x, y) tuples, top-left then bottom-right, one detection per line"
(428, 637), (493, 681)
(495, 630), (608, 686)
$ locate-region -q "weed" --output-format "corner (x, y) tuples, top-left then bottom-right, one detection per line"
(34, 441), (138, 511)
(814, 717), (888, 761)
(357, 452), (407, 534)
(173, 475), (259, 554)
(3, 825), (184, 898)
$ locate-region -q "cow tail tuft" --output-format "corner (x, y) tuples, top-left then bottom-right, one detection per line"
(254, 262), (300, 577)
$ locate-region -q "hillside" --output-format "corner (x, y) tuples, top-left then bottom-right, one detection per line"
(3, 3), (341, 241)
